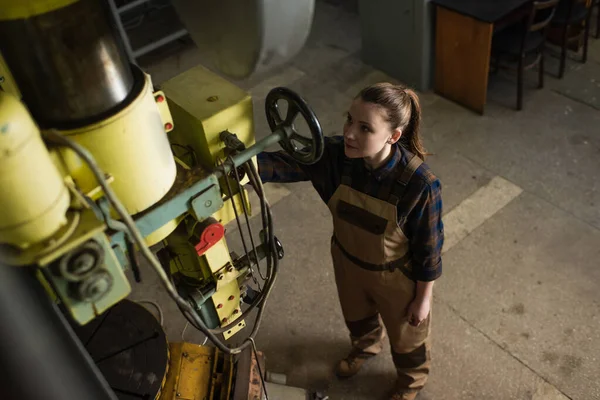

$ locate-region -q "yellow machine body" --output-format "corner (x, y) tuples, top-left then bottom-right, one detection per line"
(0, 0), (80, 20)
(56, 71), (177, 216)
(160, 343), (234, 400)
(161, 65), (256, 227)
(0, 91), (69, 248)
(161, 64), (256, 170)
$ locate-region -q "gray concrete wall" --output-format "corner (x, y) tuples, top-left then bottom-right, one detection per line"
(359, 0), (436, 91)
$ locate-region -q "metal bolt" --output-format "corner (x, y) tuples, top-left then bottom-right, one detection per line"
(155, 94), (165, 102)
(228, 295), (235, 301)
(222, 318), (228, 323)
(218, 274), (223, 280)
(205, 200), (212, 207)
(165, 122), (173, 130)
(207, 95), (218, 102)
(182, 352), (188, 357)
(0, 76), (4, 83)
(217, 303), (223, 309)
(226, 265), (234, 273)
(233, 309), (239, 315)
(176, 393), (181, 397)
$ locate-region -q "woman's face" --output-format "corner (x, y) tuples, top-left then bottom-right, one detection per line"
(342, 98), (397, 159)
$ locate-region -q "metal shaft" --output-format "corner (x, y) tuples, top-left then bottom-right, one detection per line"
(0, 0), (134, 128)
(230, 129), (286, 169)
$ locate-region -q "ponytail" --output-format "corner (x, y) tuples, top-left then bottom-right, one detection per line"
(402, 89), (427, 161)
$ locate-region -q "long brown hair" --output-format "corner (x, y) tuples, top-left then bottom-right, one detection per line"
(357, 82), (427, 160)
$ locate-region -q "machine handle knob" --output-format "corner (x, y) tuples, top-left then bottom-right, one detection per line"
(265, 87), (324, 165)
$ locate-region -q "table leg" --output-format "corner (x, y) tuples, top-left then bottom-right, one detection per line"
(434, 7), (493, 115)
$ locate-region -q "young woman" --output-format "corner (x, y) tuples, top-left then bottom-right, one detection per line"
(258, 82), (444, 400)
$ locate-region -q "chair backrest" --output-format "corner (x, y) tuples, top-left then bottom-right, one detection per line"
(557, 0), (590, 23)
(527, 0), (560, 32)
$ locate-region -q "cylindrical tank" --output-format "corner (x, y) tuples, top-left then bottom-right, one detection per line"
(0, 0), (134, 128)
(0, 91), (69, 248)
(57, 67), (177, 215)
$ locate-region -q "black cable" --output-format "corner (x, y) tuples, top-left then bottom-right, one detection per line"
(205, 160), (279, 336)
(228, 156), (266, 281)
(125, 235), (142, 283)
(217, 158), (260, 290)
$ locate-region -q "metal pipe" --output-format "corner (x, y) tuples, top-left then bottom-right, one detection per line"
(230, 129), (286, 169)
(132, 28), (189, 58)
(0, 265), (117, 400)
(117, 0), (151, 14)
(0, 0), (134, 128)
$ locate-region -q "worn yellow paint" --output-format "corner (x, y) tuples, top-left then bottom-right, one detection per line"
(55, 70), (176, 215)
(160, 343), (215, 400)
(0, 91), (69, 250)
(161, 65), (256, 172)
(144, 217), (183, 247)
(0, 0), (78, 20)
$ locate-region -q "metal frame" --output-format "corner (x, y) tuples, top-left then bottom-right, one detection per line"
(107, 0), (188, 62)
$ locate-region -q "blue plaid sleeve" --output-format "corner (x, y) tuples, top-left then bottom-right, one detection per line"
(257, 136), (345, 185)
(404, 175), (444, 282)
(257, 151), (310, 183)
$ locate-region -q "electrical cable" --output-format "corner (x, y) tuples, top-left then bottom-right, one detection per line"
(135, 300), (164, 326)
(217, 157), (261, 290)
(205, 157), (279, 335)
(228, 156), (266, 281)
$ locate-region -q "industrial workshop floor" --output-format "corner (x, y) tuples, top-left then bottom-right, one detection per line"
(128, 2), (600, 399)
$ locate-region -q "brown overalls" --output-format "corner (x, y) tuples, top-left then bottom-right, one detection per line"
(328, 155), (431, 397)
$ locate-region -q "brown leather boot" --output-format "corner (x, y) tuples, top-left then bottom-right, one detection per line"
(334, 350), (376, 378)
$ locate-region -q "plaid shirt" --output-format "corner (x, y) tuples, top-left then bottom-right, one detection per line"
(257, 136), (443, 281)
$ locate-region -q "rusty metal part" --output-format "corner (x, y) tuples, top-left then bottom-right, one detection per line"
(0, 0), (134, 128)
(232, 348), (265, 400)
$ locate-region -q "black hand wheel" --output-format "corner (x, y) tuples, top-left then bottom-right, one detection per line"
(265, 87), (324, 165)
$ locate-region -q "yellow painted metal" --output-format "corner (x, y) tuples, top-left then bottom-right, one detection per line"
(55, 71), (177, 215)
(144, 217), (183, 247)
(0, 91), (69, 250)
(160, 342), (215, 400)
(160, 65), (256, 171)
(209, 347), (234, 400)
(0, 52), (21, 98)
(0, 0), (78, 20)
(212, 279), (246, 340)
(205, 238), (233, 275)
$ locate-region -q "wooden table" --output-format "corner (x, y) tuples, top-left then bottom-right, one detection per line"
(432, 0), (532, 114)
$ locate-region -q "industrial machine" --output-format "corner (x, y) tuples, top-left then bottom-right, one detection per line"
(0, 0), (326, 399)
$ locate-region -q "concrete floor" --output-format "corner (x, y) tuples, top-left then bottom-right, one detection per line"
(128, 2), (600, 399)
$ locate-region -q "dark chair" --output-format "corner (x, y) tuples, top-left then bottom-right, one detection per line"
(550, 0), (593, 78)
(491, 0), (559, 110)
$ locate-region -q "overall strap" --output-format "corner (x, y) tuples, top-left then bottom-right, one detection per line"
(388, 154), (423, 205)
(341, 158), (354, 186)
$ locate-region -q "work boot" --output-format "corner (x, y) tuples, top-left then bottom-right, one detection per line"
(389, 391), (418, 400)
(334, 349), (376, 378)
